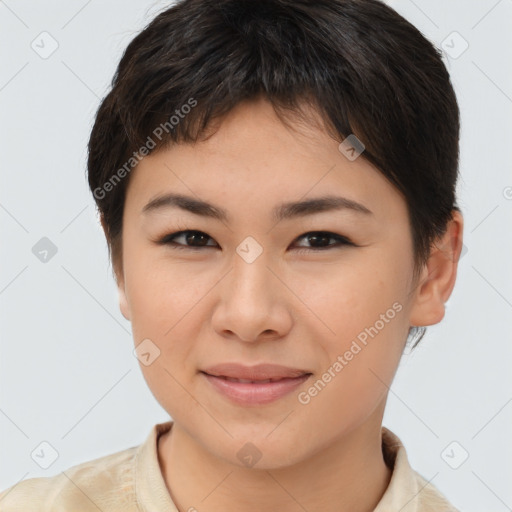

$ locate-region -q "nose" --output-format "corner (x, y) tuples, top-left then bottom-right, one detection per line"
(211, 252), (293, 343)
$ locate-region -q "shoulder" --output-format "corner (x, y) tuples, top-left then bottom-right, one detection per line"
(377, 427), (460, 512)
(412, 471), (461, 512)
(0, 445), (139, 512)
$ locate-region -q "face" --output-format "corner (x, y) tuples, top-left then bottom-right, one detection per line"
(116, 98), (436, 468)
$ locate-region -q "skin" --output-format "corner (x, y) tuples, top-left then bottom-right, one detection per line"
(108, 97), (464, 512)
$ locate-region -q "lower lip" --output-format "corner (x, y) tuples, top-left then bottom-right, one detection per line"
(201, 372), (311, 405)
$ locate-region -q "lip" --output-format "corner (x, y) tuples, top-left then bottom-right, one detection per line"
(201, 362), (311, 380)
(200, 363), (312, 405)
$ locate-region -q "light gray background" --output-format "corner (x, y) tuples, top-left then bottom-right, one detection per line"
(1, 1), (511, 510)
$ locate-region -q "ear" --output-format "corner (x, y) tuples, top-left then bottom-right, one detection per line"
(409, 210), (464, 327)
(100, 214), (131, 321)
(117, 275), (131, 322)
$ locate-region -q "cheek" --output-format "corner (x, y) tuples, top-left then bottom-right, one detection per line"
(122, 251), (215, 400)
(291, 254), (407, 346)
(124, 255), (214, 418)
(292, 258), (408, 416)
(125, 251), (213, 339)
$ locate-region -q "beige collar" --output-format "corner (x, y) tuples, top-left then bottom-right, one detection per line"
(134, 421), (442, 512)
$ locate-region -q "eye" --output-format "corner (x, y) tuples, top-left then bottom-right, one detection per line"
(293, 231), (354, 252)
(156, 230), (354, 252)
(157, 230), (218, 250)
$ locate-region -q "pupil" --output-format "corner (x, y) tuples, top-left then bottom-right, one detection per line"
(310, 233), (329, 247)
(188, 232), (207, 246)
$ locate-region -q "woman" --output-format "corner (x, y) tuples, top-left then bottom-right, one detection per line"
(0, 0), (463, 510)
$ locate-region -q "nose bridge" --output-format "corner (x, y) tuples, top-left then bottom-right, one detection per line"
(212, 248), (290, 342)
(229, 248), (274, 308)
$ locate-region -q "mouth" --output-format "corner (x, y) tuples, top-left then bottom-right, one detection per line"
(199, 363), (312, 405)
(201, 362), (312, 381)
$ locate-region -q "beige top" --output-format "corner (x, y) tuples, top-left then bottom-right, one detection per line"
(0, 421), (459, 511)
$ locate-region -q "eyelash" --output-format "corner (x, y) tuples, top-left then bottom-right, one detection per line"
(156, 230), (355, 253)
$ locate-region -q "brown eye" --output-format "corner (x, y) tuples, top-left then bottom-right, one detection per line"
(159, 230), (218, 249)
(293, 231), (353, 251)
(156, 230), (353, 252)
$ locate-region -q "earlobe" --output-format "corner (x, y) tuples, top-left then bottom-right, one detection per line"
(409, 210), (464, 328)
(117, 276), (131, 321)
(100, 214), (131, 321)
(112, 260), (131, 321)
(115, 268), (131, 321)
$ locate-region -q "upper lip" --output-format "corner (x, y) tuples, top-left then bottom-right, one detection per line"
(201, 363), (311, 381)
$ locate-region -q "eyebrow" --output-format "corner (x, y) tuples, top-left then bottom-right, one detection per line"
(141, 193), (373, 222)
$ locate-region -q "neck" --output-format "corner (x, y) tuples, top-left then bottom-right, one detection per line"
(158, 409), (392, 512)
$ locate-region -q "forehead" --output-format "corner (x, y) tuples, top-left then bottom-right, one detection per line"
(124, 98), (408, 224)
